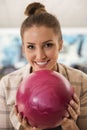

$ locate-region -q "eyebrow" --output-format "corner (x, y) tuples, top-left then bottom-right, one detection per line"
(27, 40), (53, 45)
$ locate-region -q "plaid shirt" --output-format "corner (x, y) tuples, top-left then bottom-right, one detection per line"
(0, 63), (87, 130)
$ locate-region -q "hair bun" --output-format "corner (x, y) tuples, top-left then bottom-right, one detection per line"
(24, 2), (46, 16)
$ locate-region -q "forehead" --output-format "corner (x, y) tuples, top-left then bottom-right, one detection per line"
(23, 26), (58, 40)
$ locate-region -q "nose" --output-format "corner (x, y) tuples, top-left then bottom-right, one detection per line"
(36, 48), (46, 60)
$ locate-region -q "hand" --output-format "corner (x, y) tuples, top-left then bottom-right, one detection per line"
(61, 93), (80, 130)
(61, 118), (80, 130)
(14, 105), (41, 130)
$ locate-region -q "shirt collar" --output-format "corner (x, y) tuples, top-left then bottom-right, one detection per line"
(23, 63), (69, 80)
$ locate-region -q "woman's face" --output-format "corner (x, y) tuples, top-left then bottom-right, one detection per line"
(22, 25), (63, 72)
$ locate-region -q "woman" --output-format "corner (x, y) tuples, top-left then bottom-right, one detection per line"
(0, 2), (87, 130)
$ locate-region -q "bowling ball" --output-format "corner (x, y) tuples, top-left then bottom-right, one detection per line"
(16, 70), (74, 129)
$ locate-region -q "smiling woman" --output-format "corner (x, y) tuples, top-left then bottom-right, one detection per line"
(0, 2), (87, 130)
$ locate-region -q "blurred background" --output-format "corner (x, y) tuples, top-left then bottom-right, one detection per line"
(0, 0), (87, 79)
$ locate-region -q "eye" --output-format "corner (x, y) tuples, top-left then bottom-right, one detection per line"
(44, 43), (54, 48)
(27, 45), (35, 49)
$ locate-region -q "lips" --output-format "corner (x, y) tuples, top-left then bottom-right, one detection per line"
(34, 60), (49, 68)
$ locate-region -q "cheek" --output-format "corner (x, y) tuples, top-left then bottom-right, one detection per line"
(24, 51), (34, 62)
(47, 49), (58, 59)
(23, 47), (34, 60)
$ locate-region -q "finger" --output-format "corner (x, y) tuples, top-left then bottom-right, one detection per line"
(32, 127), (41, 130)
(73, 93), (80, 105)
(70, 100), (78, 110)
(64, 111), (69, 118)
(22, 117), (30, 128)
(18, 112), (23, 123)
(32, 127), (37, 130)
(60, 117), (68, 126)
(70, 100), (80, 115)
(68, 105), (78, 121)
(14, 105), (18, 115)
(61, 117), (68, 123)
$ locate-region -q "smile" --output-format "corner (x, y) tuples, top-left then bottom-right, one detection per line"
(36, 61), (48, 66)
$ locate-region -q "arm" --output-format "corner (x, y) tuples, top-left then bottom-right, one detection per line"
(61, 119), (80, 130)
(76, 72), (87, 130)
(0, 77), (21, 130)
(0, 78), (13, 129)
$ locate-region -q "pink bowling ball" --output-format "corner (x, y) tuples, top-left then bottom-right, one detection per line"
(16, 70), (74, 129)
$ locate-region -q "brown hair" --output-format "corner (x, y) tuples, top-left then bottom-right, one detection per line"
(20, 2), (62, 40)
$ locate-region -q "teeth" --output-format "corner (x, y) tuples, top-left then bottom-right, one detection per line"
(36, 61), (47, 65)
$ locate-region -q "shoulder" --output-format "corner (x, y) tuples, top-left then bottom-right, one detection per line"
(0, 64), (31, 104)
(60, 66), (87, 128)
(0, 64), (31, 89)
(58, 63), (87, 80)
(58, 63), (87, 97)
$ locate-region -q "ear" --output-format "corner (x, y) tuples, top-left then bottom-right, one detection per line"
(59, 40), (63, 51)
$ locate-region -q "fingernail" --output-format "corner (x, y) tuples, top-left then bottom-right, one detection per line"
(65, 113), (69, 117)
(70, 100), (74, 105)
